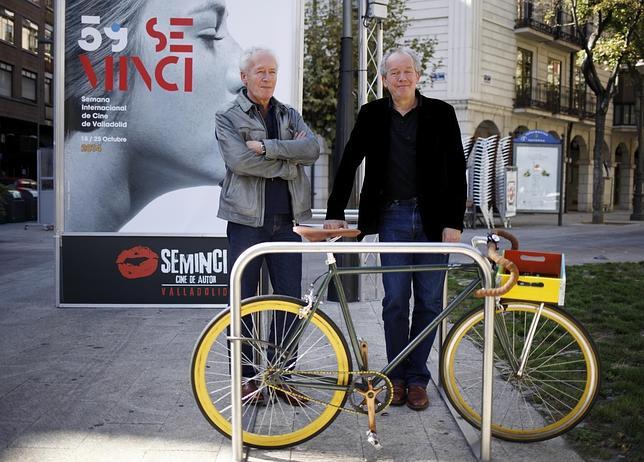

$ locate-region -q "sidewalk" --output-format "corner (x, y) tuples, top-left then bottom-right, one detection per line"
(1, 212), (643, 461)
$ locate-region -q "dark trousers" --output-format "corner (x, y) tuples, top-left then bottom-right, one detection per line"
(378, 199), (447, 387)
(227, 214), (302, 378)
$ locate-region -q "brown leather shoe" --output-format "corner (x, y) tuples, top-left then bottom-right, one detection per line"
(241, 381), (266, 406)
(274, 384), (310, 406)
(406, 385), (429, 411)
(390, 382), (407, 406)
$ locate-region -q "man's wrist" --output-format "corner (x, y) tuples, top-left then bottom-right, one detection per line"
(260, 141), (267, 155)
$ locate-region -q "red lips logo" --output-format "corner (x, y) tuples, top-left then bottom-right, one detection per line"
(116, 246), (159, 279)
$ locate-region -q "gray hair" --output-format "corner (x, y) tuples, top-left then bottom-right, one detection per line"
(239, 46), (279, 73)
(379, 47), (422, 77)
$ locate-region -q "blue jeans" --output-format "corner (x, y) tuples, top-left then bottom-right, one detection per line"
(378, 199), (447, 387)
(227, 214), (302, 378)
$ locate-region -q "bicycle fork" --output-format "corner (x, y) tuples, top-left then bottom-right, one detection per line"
(516, 302), (545, 378)
(495, 302), (546, 377)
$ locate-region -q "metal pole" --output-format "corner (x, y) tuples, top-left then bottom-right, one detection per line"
(357, 0), (368, 192)
(358, 0), (368, 110)
(558, 132), (565, 226)
(53, 0), (66, 308)
(480, 287), (494, 461)
(631, 63), (644, 220)
(376, 21), (384, 98)
(332, 0), (354, 178)
(228, 241), (495, 461)
(229, 259), (244, 461)
(329, 0), (359, 303)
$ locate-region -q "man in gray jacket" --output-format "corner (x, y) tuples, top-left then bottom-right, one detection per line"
(216, 46), (320, 405)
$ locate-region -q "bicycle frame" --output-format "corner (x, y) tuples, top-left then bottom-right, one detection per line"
(274, 255), (485, 390)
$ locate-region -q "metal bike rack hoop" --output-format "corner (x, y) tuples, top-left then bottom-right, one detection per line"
(228, 241), (496, 461)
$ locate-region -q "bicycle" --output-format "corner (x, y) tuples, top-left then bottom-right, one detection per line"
(191, 227), (600, 448)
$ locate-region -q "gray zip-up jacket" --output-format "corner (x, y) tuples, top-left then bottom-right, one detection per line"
(215, 90), (320, 227)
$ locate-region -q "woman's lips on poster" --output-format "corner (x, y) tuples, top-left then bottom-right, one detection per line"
(116, 246), (159, 279)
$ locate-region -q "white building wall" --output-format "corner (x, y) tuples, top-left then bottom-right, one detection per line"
(406, 0), (450, 99)
(479, 0), (516, 108)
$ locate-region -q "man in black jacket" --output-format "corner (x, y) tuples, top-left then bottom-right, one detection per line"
(324, 47), (466, 411)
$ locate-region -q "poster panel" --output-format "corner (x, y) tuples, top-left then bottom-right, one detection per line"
(515, 144), (561, 212)
(59, 0), (303, 306)
(61, 235), (229, 305)
(63, 0), (302, 234)
(505, 166), (517, 217)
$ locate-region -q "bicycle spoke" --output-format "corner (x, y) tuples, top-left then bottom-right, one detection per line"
(441, 303), (598, 442)
(192, 300), (351, 448)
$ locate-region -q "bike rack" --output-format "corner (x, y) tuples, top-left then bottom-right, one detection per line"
(228, 241), (496, 461)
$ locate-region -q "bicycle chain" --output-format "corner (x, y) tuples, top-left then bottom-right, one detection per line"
(263, 369), (393, 416)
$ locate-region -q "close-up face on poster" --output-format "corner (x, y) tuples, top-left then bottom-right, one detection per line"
(63, 0), (302, 234)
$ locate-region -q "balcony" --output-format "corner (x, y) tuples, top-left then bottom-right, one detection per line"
(515, 1), (584, 51)
(613, 103), (636, 126)
(514, 79), (596, 120)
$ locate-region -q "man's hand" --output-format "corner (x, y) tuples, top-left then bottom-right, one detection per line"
(442, 227), (462, 243)
(246, 140), (264, 155)
(247, 132), (305, 155)
(324, 219), (348, 229)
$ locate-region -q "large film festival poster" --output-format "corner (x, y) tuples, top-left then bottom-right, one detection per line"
(60, 0), (303, 306)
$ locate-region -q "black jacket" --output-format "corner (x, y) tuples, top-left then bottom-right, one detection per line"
(326, 93), (466, 241)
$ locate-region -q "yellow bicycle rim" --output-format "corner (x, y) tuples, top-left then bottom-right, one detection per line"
(443, 303), (599, 441)
(193, 299), (350, 447)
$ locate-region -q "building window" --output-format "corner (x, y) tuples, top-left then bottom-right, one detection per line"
(22, 69), (37, 101)
(44, 24), (53, 64)
(547, 58), (562, 110)
(516, 48), (533, 103)
(0, 62), (12, 98)
(22, 18), (39, 54)
(26, 0), (41, 6)
(547, 58), (562, 90)
(0, 8), (15, 44)
(45, 0), (53, 10)
(44, 73), (52, 105)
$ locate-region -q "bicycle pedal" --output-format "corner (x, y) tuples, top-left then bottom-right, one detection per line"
(366, 430), (382, 450)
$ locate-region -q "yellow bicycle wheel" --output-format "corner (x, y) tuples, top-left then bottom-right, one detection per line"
(191, 296), (352, 448)
(440, 302), (600, 442)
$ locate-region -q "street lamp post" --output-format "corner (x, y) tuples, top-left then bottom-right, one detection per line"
(631, 59), (644, 220)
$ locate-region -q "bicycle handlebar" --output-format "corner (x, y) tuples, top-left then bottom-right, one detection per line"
(492, 228), (519, 250)
(474, 229), (520, 298)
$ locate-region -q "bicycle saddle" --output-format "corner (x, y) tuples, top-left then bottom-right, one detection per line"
(293, 225), (361, 242)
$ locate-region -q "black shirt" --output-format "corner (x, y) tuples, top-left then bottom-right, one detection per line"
(257, 98), (291, 217)
(383, 100), (419, 201)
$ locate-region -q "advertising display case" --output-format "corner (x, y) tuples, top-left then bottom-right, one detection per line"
(55, 0), (305, 307)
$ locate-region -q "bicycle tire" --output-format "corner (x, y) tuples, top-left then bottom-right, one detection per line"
(191, 296), (352, 448)
(440, 302), (600, 442)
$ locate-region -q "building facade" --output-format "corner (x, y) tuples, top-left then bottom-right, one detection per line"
(406, 0), (640, 212)
(0, 0), (53, 179)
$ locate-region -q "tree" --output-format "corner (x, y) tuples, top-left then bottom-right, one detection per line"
(303, 0), (439, 149)
(566, 0), (643, 223)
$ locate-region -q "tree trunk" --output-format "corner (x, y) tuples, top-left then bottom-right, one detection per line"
(592, 100), (608, 224)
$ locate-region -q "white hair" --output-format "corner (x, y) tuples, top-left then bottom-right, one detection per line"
(379, 47), (422, 77)
(239, 46), (279, 73)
